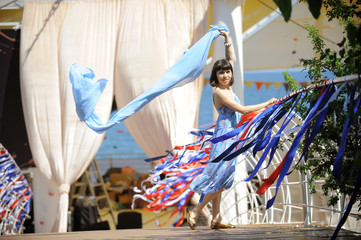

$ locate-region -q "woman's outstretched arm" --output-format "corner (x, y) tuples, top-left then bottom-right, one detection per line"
(214, 89), (276, 114)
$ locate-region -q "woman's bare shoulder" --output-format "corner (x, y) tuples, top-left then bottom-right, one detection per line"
(214, 88), (232, 101)
(213, 87), (225, 97)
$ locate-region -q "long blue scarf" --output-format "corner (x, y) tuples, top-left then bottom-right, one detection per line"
(69, 25), (227, 133)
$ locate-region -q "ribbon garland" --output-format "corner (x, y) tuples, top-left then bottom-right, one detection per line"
(135, 75), (360, 235)
(132, 139), (211, 227)
(244, 81), (308, 91)
(0, 144), (32, 235)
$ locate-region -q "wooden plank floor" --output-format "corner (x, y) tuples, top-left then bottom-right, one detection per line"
(2, 224), (360, 239)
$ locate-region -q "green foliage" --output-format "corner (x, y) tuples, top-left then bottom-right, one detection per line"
(299, 25), (326, 81)
(282, 71), (298, 92)
(322, 0), (361, 21)
(281, 1), (361, 209)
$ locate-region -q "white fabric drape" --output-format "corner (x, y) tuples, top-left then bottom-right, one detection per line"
(20, 0), (209, 232)
(114, 0), (209, 157)
(21, 0), (119, 232)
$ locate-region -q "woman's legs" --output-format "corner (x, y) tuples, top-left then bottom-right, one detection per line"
(189, 190), (222, 223)
(188, 190), (235, 229)
(211, 192), (222, 222)
(211, 193), (233, 225)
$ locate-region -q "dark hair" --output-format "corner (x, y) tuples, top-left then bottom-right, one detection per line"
(209, 59), (234, 87)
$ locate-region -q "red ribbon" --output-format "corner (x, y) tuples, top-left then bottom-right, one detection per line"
(256, 152), (288, 195)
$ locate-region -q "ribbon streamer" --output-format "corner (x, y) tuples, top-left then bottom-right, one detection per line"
(0, 144), (32, 235)
(136, 76), (360, 235)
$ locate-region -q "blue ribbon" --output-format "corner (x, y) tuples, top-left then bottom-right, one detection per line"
(289, 83), (345, 174)
(235, 94), (301, 181)
(333, 83), (360, 180)
(266, 84), (335, 209)
(210, 99), (289, 163)
(331, 166), (361, 240)
(144, 150), (173, 162)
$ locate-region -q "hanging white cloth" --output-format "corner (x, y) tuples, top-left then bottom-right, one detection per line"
(114, 0), (209, 157)
(20, 0), (209, 232)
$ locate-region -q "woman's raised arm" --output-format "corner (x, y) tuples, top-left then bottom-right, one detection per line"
(219, 30), (234, 67)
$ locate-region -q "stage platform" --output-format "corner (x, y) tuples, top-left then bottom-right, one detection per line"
(2, 224), (360, 240)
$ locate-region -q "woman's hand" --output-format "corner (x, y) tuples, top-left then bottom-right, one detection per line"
(268, 98), (278, 105)
(218, 29), (233, 65)
(218, 29), (229, 38)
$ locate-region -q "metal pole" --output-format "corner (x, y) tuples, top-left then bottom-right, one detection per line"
(278, 74), (361, 102)
(0, 0), (16, 9)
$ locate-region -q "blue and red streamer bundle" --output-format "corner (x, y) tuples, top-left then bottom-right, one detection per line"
(132, 126), (214, 227)
(0, 144), (32, 235)
(134, 81), (361, 236)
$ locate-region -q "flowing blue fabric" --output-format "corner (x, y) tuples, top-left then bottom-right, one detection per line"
(69, 64), (108, 121)
(69, 25), (227, 133)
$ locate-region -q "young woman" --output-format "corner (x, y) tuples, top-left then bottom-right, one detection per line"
(187, 30), (276, 230)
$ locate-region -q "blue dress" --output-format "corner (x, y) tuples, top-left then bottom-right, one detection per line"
(189, 95), (241, 194)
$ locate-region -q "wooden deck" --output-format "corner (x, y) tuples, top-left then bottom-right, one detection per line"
(2, 224), (360, 239)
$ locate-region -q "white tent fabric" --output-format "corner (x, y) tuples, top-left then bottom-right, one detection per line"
(20, 0), (209, 232)
(20, 0), (118, 232)
(31, 168), (60, 233)
(114, 0), (209, 157)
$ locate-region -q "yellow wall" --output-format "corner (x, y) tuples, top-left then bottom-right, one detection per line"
(0, 9), (23, 29)
(242, 0), (277, 32)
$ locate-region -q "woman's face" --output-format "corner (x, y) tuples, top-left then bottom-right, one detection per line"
(216, 69), (232, 88)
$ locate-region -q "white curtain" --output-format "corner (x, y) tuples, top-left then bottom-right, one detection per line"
(114, 0), (209, 157)
(20, 0), (209, 232)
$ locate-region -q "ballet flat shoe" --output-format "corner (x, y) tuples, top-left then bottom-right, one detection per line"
(211, 220), (236, 229)
(186, 206), (196, 230)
